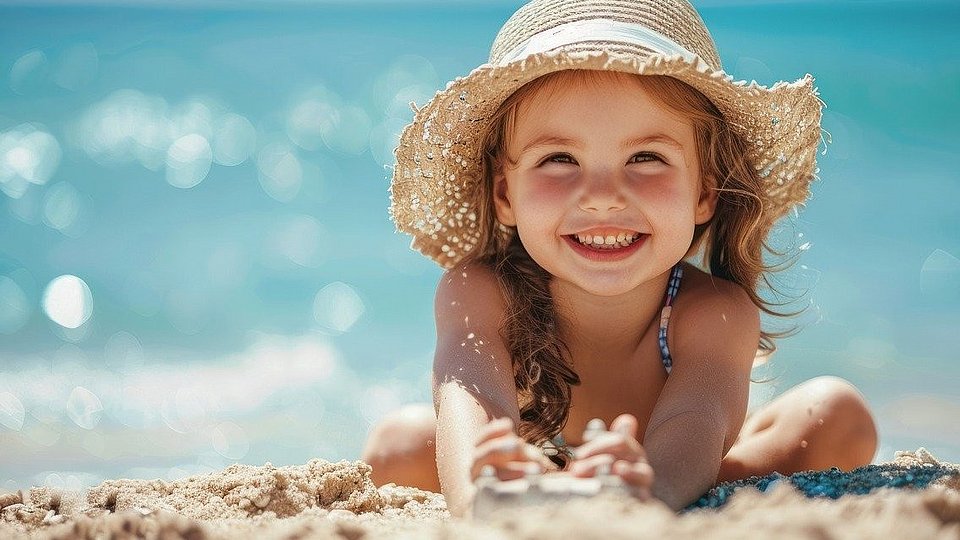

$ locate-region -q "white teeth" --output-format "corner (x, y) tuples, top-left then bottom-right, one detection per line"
(573, 232), (642, 249)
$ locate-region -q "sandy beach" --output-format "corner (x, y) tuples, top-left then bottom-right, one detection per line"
(1, 448), (958, 539)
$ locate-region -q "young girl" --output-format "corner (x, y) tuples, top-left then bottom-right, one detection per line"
(364, 0), (878, 517)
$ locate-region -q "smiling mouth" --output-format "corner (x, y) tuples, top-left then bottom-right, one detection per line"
(569, 232), (645, 250)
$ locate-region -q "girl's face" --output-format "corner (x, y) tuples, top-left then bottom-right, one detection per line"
(493, 71), (717, 297)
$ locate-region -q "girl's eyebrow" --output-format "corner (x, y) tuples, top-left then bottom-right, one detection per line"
(624, 134), (684, 151)
(518, 135), (579, 155)
(518, 133), (684, 155)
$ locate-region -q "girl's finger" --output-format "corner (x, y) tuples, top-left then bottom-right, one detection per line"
(500, 461), (546, 480)
(476, 463), (528, 482)
(573, 432), (645, 462)
(566, 454), (615, 477)
(475, 417), (514, 446)
(475, 434), (524, 464)
(470, 436), (547, 480)
(609, 414), (639, 438)
(612, 460), (655, 488)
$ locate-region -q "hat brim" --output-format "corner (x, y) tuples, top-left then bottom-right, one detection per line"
(391, 48), (822, 268)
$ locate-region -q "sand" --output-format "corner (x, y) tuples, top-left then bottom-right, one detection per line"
(1, 449), (958, 539)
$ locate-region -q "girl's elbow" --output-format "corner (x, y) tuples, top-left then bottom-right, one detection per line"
(651, 478), (711, 513)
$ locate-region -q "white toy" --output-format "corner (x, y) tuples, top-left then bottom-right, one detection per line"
(472, 419), (634, 519)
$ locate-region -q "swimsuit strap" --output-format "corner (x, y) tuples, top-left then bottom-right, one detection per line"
(658, 263), (684, 374)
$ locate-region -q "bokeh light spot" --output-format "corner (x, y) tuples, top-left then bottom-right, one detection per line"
(7, 146), (37, 175)
(0, 276), (31, 334)
(38, 472), (89, 491)
(41, 182), (83, 231)
(0, 124), (62, 199)
(373, 54), (439, 118)
(42, 275), (93, 329)
(211, 422), (250, 461)
(212, 112), (256, 166)
(321, 104), (371, 156)
(73, 89), (170, 169)
(7, 187), (41, 223)
(257, 142), (302, 202)
(359, 383), (403, 425)
(166, 133), (213, 189)
(104, 331), (145, 370)
(313, 282), (365, 334)
(920, 249), (960, 301)
(53, 42), (99, 91)
(73, 92), (226, 177)
(268, 214), (327, 269)
(26, 422), (61, 447)
(369, 116), (409, 168)
(286, 85), (342, 151)
(170, 100), (214, 140)
(66, 386), (103, 430)
(10, 50), (48, 94)
(0, 392), (26, 431)
(161, 387), (209, 434)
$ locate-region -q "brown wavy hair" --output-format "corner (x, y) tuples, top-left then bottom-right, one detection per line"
(462, 70), (793, 451)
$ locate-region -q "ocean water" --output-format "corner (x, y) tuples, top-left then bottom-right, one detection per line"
(0, 0), (957, 491)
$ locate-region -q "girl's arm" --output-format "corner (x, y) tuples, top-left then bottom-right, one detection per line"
(641, 280), (759, 511)
(431, 263), (539, 517)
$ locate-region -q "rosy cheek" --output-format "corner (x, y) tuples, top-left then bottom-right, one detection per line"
(525, 179), (572, 205)
(634, 174), (688, 200)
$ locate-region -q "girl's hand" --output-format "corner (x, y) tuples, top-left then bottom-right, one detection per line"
(469, 417), (555, 482)
(568, 414), (655, 500)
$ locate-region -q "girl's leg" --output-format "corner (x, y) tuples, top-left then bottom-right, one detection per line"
(361, 403), (441, 492)
(717, 376), (879, 483)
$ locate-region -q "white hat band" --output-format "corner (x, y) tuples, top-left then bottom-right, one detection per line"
(498, 18), (699, 67)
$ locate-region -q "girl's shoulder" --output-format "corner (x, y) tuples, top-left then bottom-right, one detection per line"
(433, 261), (506, 330)
(670, 263), (760, 361)
(676, 262), (757, 314)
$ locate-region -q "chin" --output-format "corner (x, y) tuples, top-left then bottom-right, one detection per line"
(580, 281), (641, 298)
(554, 272), (645, 298)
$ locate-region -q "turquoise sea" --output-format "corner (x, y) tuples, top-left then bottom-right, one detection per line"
(0, 0), (958, 490)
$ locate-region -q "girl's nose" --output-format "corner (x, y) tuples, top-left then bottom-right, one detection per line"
(578, 172), (627, 213)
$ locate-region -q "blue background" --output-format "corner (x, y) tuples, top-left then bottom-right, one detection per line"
(0, 0), (958, 491)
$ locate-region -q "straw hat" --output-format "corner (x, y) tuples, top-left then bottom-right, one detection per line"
(390, 0), (823, 268)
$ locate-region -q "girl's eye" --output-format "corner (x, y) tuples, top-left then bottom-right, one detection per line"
(629, 152), (664, 164)
(543, 153), (576, 165)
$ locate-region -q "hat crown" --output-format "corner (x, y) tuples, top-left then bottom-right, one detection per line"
(489, 0), (722, 70)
